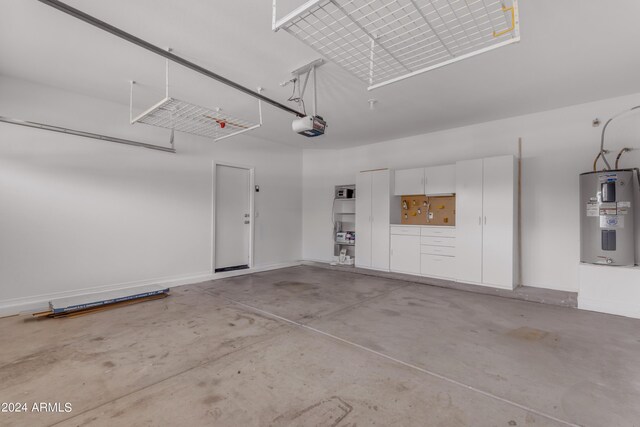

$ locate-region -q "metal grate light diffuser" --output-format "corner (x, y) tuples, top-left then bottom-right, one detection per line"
(132, 97), (262, 142)
(273, 0), (520, 90)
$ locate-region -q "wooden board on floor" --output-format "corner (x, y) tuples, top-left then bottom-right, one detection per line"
(33, 293), (169, 319)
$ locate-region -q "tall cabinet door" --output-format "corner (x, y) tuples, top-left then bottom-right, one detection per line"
(371, 170), (391, 270)
(482, 156), (516, 288)
(455, 159), (483, 283)
(355, 172), (372, 268)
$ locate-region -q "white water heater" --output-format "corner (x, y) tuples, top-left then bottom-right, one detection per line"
(580, 170), (636, 266)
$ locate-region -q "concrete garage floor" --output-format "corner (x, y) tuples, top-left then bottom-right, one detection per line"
(1, 266), (639, 426)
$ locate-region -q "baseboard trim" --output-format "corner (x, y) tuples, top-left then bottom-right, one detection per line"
(303, 260), (577, 308)
(454, 279), (515, 291)
(0, 261), (303, 318)
(578, 296), (640, 319)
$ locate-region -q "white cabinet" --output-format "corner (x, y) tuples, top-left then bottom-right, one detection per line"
(455, 159), (484, 283)
(371, 170), (392, 270)
(421, 254), (456, 279)
(455, 155), (517, 289)
(394, 168), (424, 195)
(482, 156), (516, 288)
(390, 226), (456, 278)
(356, 169), (395, 271)
(424, 164), (456, 195)
(390, 233), (421, 274)
(394, 165), (455, 196)
(355, 172), (373, 268)
(420, 226), (456, 278)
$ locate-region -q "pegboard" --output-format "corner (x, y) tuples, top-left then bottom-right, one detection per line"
(400, 195), (456, 226)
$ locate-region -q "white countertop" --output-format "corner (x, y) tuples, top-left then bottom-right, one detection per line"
(390, 224), (456, 228)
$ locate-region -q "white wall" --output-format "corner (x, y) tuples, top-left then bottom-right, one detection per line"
(303, 93), (640, 292)
(3, 75), (639, 309)
(0, 76), (302, 312)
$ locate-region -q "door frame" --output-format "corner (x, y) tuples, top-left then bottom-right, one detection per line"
(212, 161), (255, 273)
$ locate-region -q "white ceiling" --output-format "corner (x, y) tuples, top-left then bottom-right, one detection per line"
(1, 0), (640, 149)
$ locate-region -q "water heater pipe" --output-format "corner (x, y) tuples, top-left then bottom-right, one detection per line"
(597, 105), (640, 171)
(615, 148), (631, 170)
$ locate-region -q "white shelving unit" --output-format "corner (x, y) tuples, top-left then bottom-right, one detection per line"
(132, 97), (262, 142)
(130, 59), (263, 142)
(273, 0), (520, 90)
(333, 185), (357, 263)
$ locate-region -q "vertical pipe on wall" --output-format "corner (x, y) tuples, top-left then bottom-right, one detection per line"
(312, 65), (317, 117)
(517, 137), (523, 287)
(165, 48), (172, 99)
(129, 80), (135, 124)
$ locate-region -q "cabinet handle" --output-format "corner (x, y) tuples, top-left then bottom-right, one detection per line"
(484, 216), (487, 225)
(478, 216), (482, 225)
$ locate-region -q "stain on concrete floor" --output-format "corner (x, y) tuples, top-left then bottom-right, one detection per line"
(508, 326), (551, 341)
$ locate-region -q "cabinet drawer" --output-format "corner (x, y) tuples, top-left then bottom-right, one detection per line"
(420, 236), (455, 247)
(390, 226), (421, 236)
(421, 227), (456, 238)
(421, 245), (455, 256)
(421, 254), (456, 279)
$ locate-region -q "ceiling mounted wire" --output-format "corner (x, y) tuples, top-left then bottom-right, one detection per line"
(273, 0), (520, 90)
(287, 78), (307, 116)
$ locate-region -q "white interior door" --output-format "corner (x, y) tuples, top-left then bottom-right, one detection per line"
(482, 156), (515, 288)
(215, 165), (251, 271)
(371, 169), (391, 270)
(455, 159), (483, 283)
(355, 172), (372, 268)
